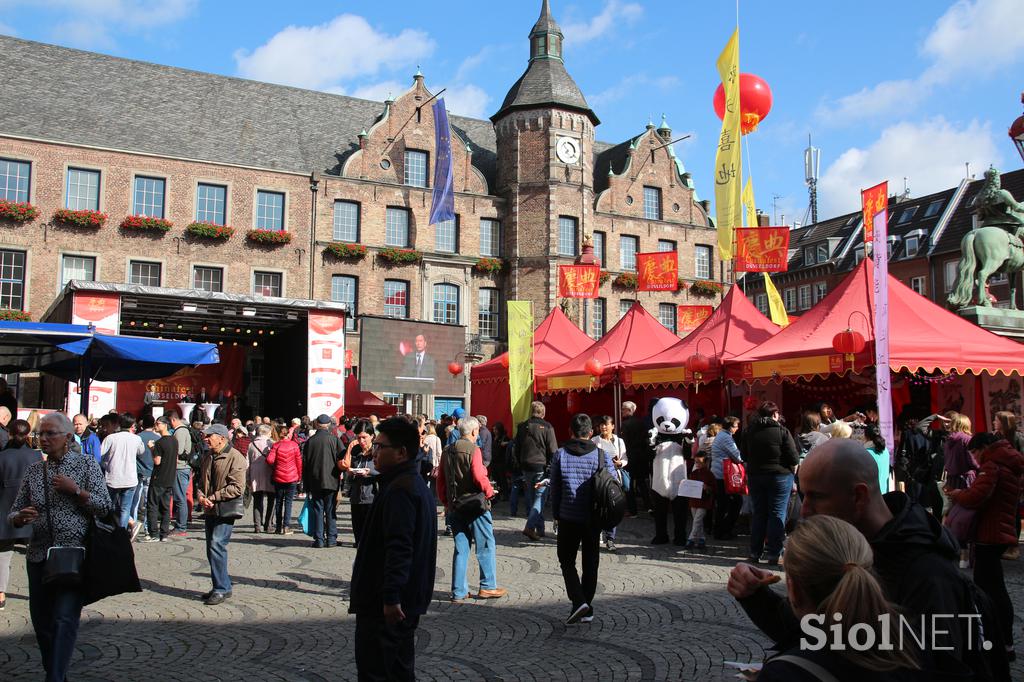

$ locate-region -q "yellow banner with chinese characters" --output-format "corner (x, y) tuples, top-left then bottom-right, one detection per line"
(764, 272), (789, 327)
(507, 301), (534, 427)
(743, 176), (757, 227)
(714, 29), (741, 259)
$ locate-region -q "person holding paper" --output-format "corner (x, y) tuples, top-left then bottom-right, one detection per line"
(684, 453), (716, 551)
(591, 415), (627, 553)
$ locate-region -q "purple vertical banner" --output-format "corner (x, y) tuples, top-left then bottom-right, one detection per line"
(871, 198), (894, 452)
(428, 97), (455, 226)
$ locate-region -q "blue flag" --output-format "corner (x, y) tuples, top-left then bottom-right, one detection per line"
(428, 98), (456, 226)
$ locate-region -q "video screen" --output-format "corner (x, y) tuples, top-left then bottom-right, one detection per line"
(358, 316), (467, 396)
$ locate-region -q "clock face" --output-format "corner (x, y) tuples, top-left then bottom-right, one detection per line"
(556, 136), (581, 165)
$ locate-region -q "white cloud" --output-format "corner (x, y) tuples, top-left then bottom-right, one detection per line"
(439, 84), (490, 119)
(234, 15), (435, 91)
(350, 80), (408, 103)
(818, 117), (1002, 215)
(454, 47), (490, 83)
(587, 74), (678, 109)
(563, 0), (643, 46)
(815, 79), (923, 127)
(51, 19), (116, 50)
(0, 0), (196, 48)
(0, 21), (16, 36)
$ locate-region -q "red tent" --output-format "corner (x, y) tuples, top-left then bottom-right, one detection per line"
(620, 284), (779, 388)
(344, 373), (398, 418)
(539, 302), (680, 393)
(726, 258), (1024, 382)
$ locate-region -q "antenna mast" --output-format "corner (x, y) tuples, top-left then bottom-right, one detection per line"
(804, 134), (821, 225)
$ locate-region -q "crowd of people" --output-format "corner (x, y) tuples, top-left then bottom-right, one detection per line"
(1, 393), (1023, 681)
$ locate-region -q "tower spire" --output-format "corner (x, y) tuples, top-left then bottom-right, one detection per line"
(530, 0), (563, 62)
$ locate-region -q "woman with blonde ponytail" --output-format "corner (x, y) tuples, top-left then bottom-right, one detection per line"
(757, 515), (919, 681)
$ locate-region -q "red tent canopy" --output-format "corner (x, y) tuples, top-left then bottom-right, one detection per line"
(472, 307), (593, 384)
(539, 302), (680, 393)
(344, 373), (398, 418)
(621, 284), (780, 387)
(726, 258), (1024, 382)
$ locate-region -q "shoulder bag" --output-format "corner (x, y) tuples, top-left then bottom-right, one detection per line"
(83, 513), (142, 605)
(41, 462), (86, 587)
(443, 446), (488, 520)
(215, 495), (245, 520)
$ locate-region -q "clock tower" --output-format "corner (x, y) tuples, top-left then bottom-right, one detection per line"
(492, 0), (600, 323)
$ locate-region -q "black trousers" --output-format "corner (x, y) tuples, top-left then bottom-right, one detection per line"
(713, 478), (742, 539)
(147, 484), (173, 540)
(251, 491), (274, 531)
(354, 613), (419, 681)
(351, 503), (371, 547)
(651, 492), (690, 543)
(556, 519), (601, 610)
(974, 543), (1014, 646)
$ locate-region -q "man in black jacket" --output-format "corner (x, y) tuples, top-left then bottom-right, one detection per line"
(349, 417), (437, 681)
(514, 401), (558, 540)
(727, 438), (1009, 681)
(302, 414), (344, 548)
(620, 400), (653, 515)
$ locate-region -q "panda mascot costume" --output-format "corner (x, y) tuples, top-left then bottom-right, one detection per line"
(649, 397), (693, 545)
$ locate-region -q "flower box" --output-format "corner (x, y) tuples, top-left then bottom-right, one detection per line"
(121, 215), (172, 233)
(247, 229), (292, 245)
(690, 280), (724, 297)
(677, 278), (689, 290)
(378, 248), (423, 264)
(53, 208), (107, 229)
(324, 242), (367, 260)
(473, 257), (505, 274)
(599, 270), (611, 284)
(0, 308), (30, 321)
(0, 200), (39, 223)
(185, 222), (235, 240)
(613, 272), (638, 288)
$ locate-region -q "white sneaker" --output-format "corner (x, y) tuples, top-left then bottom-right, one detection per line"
(566, 602), (590, 625)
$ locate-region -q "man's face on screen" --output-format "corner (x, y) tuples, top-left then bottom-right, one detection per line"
(415, 335), (427, 352)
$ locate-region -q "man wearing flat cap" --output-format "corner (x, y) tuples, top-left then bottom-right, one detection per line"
(196, 423), (247, 605)
(302, 414), (346, 548)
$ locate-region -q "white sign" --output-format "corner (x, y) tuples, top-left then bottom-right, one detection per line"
(678, 479), (704, 499)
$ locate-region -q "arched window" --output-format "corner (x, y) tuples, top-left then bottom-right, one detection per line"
(432, 283), (459, 325)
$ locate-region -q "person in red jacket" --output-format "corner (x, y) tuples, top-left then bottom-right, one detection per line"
(947, 431), (1024, 662)
(266, 423), (303, 534)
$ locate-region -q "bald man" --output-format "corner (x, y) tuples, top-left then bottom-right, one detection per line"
(0, 406), (10, 449)
(728, 439), (1007, 681)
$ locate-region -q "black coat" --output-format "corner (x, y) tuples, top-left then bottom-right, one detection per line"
(302, 429), (344, 492)
(741, 417), (798, 475)
(0, 444), (41, 541)
(514, 417), (557, 473)
(348, 460), (437, 617)
(621, 415), (653, 474)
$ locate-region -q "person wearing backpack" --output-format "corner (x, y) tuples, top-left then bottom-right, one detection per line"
(550, 413), (616, 625)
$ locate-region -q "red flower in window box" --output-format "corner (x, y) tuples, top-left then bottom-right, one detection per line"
(378, 248), (423, 264)
(185, 221), (235, 240)
(689, 280), (724, 297)
(612, 272), (638, 289)
(323, 243), (367, 260)
(0, 200), (39, 223)
(120, 215), (173, 233)
(53, 208), (107, 228)
(599, 270), (611, 284)
(473, 257), (505, 273)
(0, 308), (30, 321)
(246, 229), (292, 244)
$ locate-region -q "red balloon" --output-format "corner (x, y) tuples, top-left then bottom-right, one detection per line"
(500, 353), (510, 369)
(584, 357), (603, 377)
(713, 73), (773, 135)
(448, 361), (464, 376)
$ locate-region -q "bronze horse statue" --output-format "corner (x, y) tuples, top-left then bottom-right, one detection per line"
(948, 168), (1024, 309)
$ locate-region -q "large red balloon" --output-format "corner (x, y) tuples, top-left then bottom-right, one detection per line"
(713, 73), (773, 135)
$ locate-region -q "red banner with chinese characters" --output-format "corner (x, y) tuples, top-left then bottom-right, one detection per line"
(734, 228), (790, 272)
(861, 181), (887, 252)
(557, 265), (601, 298)
(677, 305), (713, 332)
(637, 251), (678, 291)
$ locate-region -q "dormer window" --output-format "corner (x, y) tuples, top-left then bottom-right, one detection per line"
(816, 243), (829, 263)
(531, 35), (546, 59)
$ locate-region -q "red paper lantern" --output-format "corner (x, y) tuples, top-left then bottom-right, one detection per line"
(500, 353), (510, 369)
(685, 353), (711, 375)
(584, 357), (603, 377)
(713, 73), (773, 135)
(832, 328), (866, 365)
(447, 361), (464, 376)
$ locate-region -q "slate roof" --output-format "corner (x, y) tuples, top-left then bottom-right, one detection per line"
(491, 57), (598, 125)
(930, 168), (1024, 255)
(531, 0), (561, 36)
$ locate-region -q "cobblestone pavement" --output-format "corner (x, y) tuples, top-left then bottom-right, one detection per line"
(2, 504), (1023, 681)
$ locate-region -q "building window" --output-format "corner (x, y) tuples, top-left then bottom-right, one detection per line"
(61, 254), (95, 287)
(333, 201), (360, 242)
(0, 159), (31, 202)
(133, 176), (165, 218)
(620, 235), (639, 271)
(196, 183), (227, 225)
(592, 298), (606, 338)
(910, 276), (926, 295)
(814, 282), (827, 303)
(66, 168), (100, 210)
(383, 279), (409, 319)
(478, 288), (500, 339)
(193, 266), (223, 293)
(592, 231), (606, 266)
(783, 288), (797, 312)
(905, 235), (919, 258)
(803, 246), (815, 267)
(619, 299), (635, 319)
(658, 239), (676, 253)
(643, 186), (662, 220)
(404, 150), (428, 188)
(897, 206), (917, 224)
(436, 217), (458, 253)
(798, 284), (812, 310)
(129, 261), (161, 287)
(695, 245), (712, 279)
(480, 219), (501, 257)
(432, 283), (459, 325)
(558, 216), (578, 257)
(382, 393), (403, 408)
(331, 275), (358, 331)
(0, 250), (26, 310)
(385, 207), (410, 247)
(658, 303), (676, 333)
(255, 190), (284, 231)
(816, 244), (829, 263)
(253, 271), (282, 297)
(755, 293), (768, 315)
(887, 239), (897, 259)
(924, 199), (943, 218)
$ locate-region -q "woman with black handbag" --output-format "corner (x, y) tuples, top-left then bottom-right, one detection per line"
(8, 412), (112, 682)
(195, 424), (247, 606)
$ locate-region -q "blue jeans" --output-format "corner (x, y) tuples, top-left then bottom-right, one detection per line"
(172, 469), (191, 528)
(748, 472), (794, 560)
(450, 510), (497, 598)
(204, 516), (235, 594)
(274, 481), (298, 531)
(108, 485), (136, 528)
(509, 472), (524, 516)
(308, 489), (338, 546)
(524, 471), (548, 533)
(27, 559), (85, 682)
(131, 475), (151, 531)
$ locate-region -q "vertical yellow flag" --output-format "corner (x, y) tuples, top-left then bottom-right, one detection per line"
(763, 272), (789, 327)
(507, 301), (534, 428)
(714, 29), (742, 259)
(742, 177), (756, 227)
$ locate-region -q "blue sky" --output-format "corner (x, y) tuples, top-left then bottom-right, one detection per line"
(1, 0), (1022, 225)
